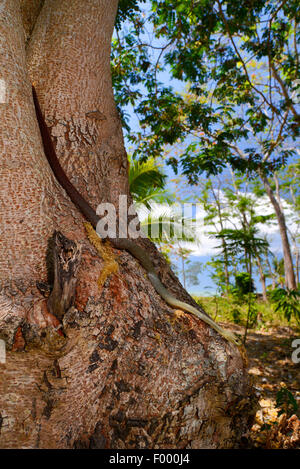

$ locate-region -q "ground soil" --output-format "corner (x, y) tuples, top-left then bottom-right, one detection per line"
(223, 323), (300, 448)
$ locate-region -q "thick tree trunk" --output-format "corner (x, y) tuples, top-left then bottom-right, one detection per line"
(0, 0), (255, 448)
(261, 175), (297, 290)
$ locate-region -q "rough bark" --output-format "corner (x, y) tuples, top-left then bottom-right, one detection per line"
(0, 0), (256, 448)
(45, 231), (82, 320)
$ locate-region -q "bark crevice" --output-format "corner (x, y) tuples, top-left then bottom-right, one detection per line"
(46, 231), (82, 320)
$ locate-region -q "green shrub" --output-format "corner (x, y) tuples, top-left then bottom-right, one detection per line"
(276, 385), (298, 417)
(231, 272), (255, 296)
(269, 288), (300, 324)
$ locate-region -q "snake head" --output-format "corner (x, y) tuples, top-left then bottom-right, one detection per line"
(223, 329), (243, 347)
(233, 334), (243, 347)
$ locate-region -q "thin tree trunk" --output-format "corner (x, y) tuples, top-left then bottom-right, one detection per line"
(289, 185), (300, 286)
(211, 182), (230, 293)
(255, 256), (267, 301)
(266, 256), (276, 290)
(181, 254), (186, 289)
(243, 255), (252, 344)
(260, 174), (297, 290)
(222, 239), (230, 294)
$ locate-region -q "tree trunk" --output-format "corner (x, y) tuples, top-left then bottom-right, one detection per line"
(0, 0), (255, 449)
(265, 257), (276, 290)
(211, 183), (230, 294)
(288, 185), (300, 286)
(255, 257), (267, 302)
(296, 250), (299, 286)
(260, 175), (297, 290)
(181, 254), (186, 289)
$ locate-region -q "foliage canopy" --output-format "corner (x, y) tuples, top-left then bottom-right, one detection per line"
(113, 0), (299, 182)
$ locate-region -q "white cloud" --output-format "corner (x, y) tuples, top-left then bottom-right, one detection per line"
(191, 193), (298, 257)
(135, 191), (298, 258)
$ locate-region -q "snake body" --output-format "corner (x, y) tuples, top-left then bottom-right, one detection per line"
(32, 85), (241, 347)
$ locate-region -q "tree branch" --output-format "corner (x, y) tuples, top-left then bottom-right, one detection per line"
(270, 63), (299, 120)
(216, 0), (279, 115)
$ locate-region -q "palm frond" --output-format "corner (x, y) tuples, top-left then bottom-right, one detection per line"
(139, 208), (198, 244)
(128, 155), (171, 205)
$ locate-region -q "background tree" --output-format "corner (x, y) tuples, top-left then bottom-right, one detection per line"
(215, 226), (269, 341)
(175, 172), (273, 298)
(278, 160), (300, 285)
(199, 177), (232, 294)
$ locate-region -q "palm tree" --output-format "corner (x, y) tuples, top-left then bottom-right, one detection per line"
(272, 256), (286, 288)
(215, 226), (269, 343)
(129, 154), (197, 242)
(128, 155), (173, 209)
(129, 156), (200, 278)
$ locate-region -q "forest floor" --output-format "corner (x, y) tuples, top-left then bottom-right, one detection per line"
(223, 322), (300, 448)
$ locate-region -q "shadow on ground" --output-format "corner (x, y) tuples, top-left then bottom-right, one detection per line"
(221, 323), (300, 448)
